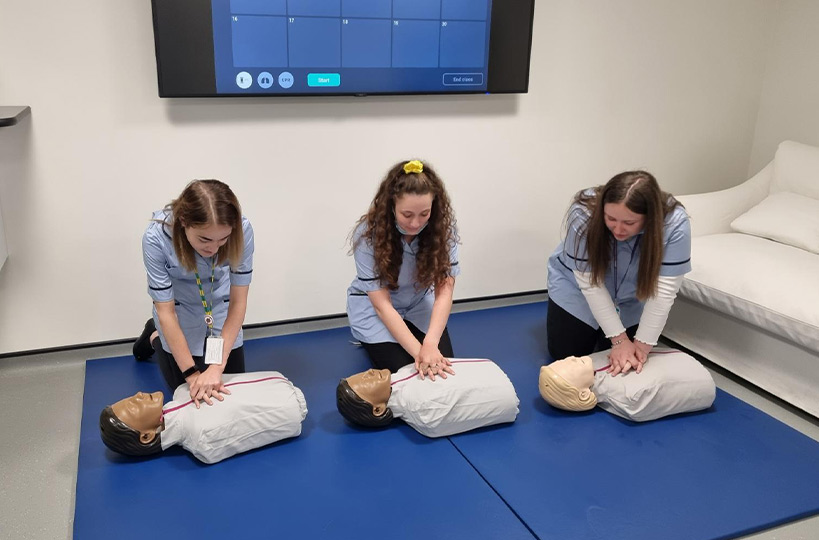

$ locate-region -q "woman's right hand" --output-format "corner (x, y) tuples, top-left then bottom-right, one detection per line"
(415, 343), (455, 381)
(607, 339), (640, 376)
(187, 367), (230, 408)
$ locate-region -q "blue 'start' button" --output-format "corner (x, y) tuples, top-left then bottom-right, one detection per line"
(307, 73), (341, 87)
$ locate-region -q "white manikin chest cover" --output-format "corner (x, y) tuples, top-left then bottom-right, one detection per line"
(388, 359), (519, 438)
(590, 348), (715, 422)
(161, 371), (308, 464)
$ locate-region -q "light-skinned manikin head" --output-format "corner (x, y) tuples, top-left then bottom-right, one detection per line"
(99, 391), (165, 456)
(538, 356), (598, 411)
(336, 369), (394, 428)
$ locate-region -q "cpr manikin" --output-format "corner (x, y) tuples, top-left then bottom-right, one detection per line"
(538, 348), (715, 422)
(336, 359), (519, 437)
(100, 372), (307, 464)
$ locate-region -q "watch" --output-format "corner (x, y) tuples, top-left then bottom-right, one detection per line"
(182, 365), (200, 379)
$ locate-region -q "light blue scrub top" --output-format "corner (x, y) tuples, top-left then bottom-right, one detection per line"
(547, 199), (691, 330)
(142, 210), (254, 356)
(346, 223), (461, 344)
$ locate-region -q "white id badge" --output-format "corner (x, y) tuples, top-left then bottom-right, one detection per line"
(205, 337), (224, 365)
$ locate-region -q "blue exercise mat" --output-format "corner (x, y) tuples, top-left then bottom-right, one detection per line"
(76, 302), (819, 539)
(75, 325), (534, 540)
(445, 302), (819, 540)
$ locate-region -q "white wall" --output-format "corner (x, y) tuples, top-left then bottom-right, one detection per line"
(0, 204), (6, 272)
(749, 0), (819, 173)
(0, 1), (777, 354)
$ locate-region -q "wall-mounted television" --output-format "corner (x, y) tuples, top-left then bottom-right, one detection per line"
(151, 0), (535, 97)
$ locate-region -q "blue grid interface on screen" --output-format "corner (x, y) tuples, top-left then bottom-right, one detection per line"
(211, 0), (493, 94)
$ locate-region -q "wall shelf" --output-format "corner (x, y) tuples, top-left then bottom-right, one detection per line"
(0, 106), (31, 127)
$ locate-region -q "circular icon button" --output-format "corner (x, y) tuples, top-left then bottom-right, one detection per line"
(257, 72), (274, 89)
(236, 71), (252, 89)
(278, 71), (294, 89)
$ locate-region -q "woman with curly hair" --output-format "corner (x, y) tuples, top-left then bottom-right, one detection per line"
(347, 160), (460, 379)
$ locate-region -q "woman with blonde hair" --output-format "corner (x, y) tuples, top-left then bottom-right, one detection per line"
(347, 160), (460, 380)
(133, 179), (254, 407)
(546, 171), (691, 376)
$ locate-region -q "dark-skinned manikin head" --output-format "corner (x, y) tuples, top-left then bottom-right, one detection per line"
(336, 369), (394, 428)
(99, 391), (164, 456)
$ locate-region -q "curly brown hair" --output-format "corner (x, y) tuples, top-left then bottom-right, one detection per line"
(352, 160), (458, 291)
(571, 171), (683, 300)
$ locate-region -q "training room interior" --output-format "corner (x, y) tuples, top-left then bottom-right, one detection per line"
(2, 1), (819, 539)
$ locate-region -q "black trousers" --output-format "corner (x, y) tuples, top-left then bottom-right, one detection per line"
(546, 300), (638, 361)
(360, 320), (455, 373)
(152, 336), (246, 390)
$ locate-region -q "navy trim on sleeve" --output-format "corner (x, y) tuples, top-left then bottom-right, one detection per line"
(557, 256), (573, 272)
(451, 261), (459, 266)
(349, 292), (368, 297)
(230, 269), (253, 275)
(357, 276), (378, 282)
(661, 258), (691, 266)
(149, 284), (173, 291)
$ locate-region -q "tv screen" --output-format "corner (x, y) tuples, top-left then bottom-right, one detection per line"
(151, 0), (535, 97)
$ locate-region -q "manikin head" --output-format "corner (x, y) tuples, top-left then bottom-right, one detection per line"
(336, 369), (394, 428)
(538, 356), (598, 411)
(99, 391), (165, 456)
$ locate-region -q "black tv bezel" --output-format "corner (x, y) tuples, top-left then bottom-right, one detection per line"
(151, 0), (535, 98)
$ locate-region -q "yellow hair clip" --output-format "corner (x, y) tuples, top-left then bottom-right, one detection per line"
(403, 160), (424, 174)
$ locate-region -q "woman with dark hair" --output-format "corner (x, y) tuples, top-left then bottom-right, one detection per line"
(133, 179), (254, 407)
(347, 160), (460, 378)
(546, 171), (691, 375)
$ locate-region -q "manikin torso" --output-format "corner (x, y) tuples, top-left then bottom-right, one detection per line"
(160, 371), (307, 463)
(551, 348), (716, 422)
(386, 359), (519, 437)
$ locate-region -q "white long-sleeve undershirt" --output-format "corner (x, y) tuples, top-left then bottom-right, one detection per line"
(573, 271), (684, 344)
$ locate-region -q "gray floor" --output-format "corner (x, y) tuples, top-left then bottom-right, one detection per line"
(1, 296), (818, 540)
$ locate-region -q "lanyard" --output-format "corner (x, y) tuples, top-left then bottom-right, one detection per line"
(194, 256), (216, 335)
(613, 236), (640, 307)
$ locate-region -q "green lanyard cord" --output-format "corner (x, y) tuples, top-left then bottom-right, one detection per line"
(194, 257), (216, 334)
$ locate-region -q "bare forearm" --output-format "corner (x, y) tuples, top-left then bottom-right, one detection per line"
(425, 277), (455, 346)
(219, 286), (249, 363)
(155, 305), (196, 371)
(373, 303), (422, 358)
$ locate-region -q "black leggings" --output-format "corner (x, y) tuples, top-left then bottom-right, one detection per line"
(360, 320), (455, 373)
(546, 300), (637, 361)
(152, 336), (246, 390)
